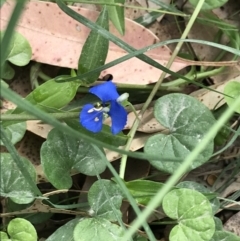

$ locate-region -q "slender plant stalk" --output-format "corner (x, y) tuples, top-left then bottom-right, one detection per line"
(1, 84), (183, 163)
(0, 112), (79, 121)
(38, 71), (51, 81)
(218, 197), (240, 206)
(119, 0), (207, 179)
(68, 0), (188, 17)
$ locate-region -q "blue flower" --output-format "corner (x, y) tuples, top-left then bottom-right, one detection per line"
(80, 81), (127, 134)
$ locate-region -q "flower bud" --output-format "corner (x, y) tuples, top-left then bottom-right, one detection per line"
(117, 93), (129, 103)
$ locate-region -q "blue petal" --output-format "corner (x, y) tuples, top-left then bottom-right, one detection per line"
(109, 101), (127, 135)
(80, 104), (103, 133)
(90, 81), (119, 102)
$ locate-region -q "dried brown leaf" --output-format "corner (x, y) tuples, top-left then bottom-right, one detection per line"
(223, 211), (240, 236)
(190, 75), (240, 110)
(0, 0), (189, 85)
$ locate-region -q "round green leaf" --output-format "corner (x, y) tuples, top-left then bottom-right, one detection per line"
(73, 217), (124, 241)
(176, 181), (220, 214)
(41, 128), (107, 189)
(189, 0), (228, 10)
(7, 218), (37, 241)
(0, 153), (36, 204)
(0, 231), (10, 240)
(46, 218), (81, 241)
(224, 81), (240, 114)
(88, 180), (123, 221)
(0, 122), (26, 146)
(210, 230), (240, 241)
(163, 188), (215, 241)
(3, 31), (32, 66)
(144, 93), (216, 173)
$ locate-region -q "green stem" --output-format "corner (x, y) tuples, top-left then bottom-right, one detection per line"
(38, 71), (51, 81)
(174, 13), (197, 59)
(1, 82), (183, 165)
(30, 62), (41, 88)
(151, 221), (178, 225)
(1, 102), (158, 122)
(77, 84), (182, 95)
(198, 67), (222, 81)
(1, 102), (157, 121)
(116, 65), (223, 88)
(126, 102), (141, 121)
(0, 112), (79, 121)
(218, 197), (240, 206)
(119, 0), (206, 179)
(91, 80), (181, 90)
(161, 66), (196, 87)
(68, 0), (188, 17)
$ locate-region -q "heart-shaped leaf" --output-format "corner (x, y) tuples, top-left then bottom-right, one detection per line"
(162, 188), (215, 241)
(41, 128), (107, 189)
(176, 181), (220, 214)
(0, 121), (26, 146)
(0, 153), (36, 204)
(210, 231), (240, 241)
(46, 218), (81, 241)
(144, 93), (216, 173)
(0, 232), (10, 240)
(1, 31), (32, 66)
(88, 180), (123, 221)
(73, 217), (124, 241)
(7, 218), (37, 241)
